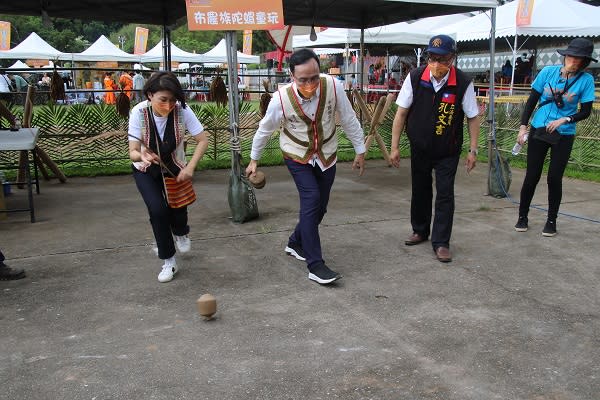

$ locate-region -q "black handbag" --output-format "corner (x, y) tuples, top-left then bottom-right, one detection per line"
(532, 126), (561, 145)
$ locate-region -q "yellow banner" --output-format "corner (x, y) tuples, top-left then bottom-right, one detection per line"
(185, 0), (284, 31)
(134, 27), (149, 55)
(516, 0), (535, 27)
(0, 21), (11, 51)
(243, 30), (253, 55)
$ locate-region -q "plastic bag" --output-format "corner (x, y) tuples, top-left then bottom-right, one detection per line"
(488, 151), (512, 198)
(228, 171), (259, 223)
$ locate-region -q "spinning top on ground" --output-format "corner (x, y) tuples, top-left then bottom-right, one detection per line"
(248, 170), (266, 189)
(196, 294), (217, 320)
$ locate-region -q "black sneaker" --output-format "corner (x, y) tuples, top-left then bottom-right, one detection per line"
(0, 263), (26, 280)
(308, 263), (341, 285)
(515, 216), (528, 232)
(285, 242), (306, 261)
(542, 220), (557, 237)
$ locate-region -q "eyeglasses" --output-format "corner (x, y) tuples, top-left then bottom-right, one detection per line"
(427, 55), (454, 65)
(294, 75), (320, 86)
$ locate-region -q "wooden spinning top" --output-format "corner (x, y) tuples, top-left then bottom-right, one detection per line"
(248, 170), (266, 189)
(196, 294), (217, 320)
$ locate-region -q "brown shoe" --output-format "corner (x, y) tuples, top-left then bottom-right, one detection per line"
(405, 233), (427, 246)
(435, 247), (452, 263)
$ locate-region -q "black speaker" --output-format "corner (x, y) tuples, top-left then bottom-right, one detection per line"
(266, 59), (274, 69)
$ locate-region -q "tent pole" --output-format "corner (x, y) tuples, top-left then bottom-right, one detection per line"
(359, 29), (365, 94)
(487, 7), (497, 196)
(510, 34), (517, 95)
(162, 26), (172, 71)
(344, 42), (350, 89)
(225, 31), (240, 174)
(386, 49), (390, 93)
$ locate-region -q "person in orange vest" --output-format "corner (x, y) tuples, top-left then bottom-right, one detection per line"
(103, 72), (116, 105)
(119, 71), (134, 99)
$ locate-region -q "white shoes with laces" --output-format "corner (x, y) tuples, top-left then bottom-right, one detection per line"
(158, 257), (178, 283)
(152, 235), (189, 283)
(152, 234), (191, 256)
(174, 234), (191, 253)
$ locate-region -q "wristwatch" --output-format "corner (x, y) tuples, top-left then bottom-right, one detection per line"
(565, 116), (573, 123)
(468, 148), (478, 156)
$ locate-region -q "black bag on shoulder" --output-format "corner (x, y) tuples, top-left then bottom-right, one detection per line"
(532, 126), (561, 145)
(531, 72), (582, 146)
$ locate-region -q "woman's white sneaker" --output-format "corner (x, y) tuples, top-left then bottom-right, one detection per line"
(175, 235), (192, 253)
(158, 258), (178, 283)
(175, 235), (191, 253)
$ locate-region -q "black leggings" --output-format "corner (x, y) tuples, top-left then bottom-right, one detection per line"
(518, 132), (575, 221)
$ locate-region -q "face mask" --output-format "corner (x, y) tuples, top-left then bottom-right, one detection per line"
(154, 102), (175, 117)
(297, 81), (319, 99)
(564, 57), (582, 74)
(429, 64), (450, 79)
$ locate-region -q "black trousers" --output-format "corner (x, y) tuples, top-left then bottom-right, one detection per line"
(132, 167), (189, 260)
(285, 159), (336, 269)
(410, 149), (460, 250)
(519, 132), (575, 221)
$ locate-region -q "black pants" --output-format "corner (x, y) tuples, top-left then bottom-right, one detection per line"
(410, 149), (460, 250)
(285, 159), (336, 269)
(133, 167), (189, 260)
(519, 132), (575, 221)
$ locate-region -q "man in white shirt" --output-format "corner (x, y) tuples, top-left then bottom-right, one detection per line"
(246, 48), (366, 285)
(390, 35), (480, 263)
(132, 70), (145, 103)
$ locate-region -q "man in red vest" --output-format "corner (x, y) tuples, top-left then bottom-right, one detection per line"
(390, 35), (480, 263)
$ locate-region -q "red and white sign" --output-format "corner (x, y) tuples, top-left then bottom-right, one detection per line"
(186, 0), (284, 31)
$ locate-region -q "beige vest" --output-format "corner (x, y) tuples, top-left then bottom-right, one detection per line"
(278, 75), (338, 167)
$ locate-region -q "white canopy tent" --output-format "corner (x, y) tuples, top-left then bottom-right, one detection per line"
(0, 32), (70, 60)
(72, 35), (139, 62)
(201, 39), (259, 64)
(438, 0), (600, 93)
(133, 63), (151, 71)
(293, 13), (470, 49)
(293, 26), (428, 49)
(313, 48), (359, 55)
(140, 40), (206, 63)
(8, 60), (31, 69)
(293, 14), (472, 74)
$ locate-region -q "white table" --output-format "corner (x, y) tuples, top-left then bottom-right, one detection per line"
(0, 128), (40, 222)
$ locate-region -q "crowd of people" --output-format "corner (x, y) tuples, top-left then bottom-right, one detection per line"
(125, 37), (595, 284)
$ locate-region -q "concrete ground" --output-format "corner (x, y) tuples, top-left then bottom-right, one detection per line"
(1, 159), (599, 400)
